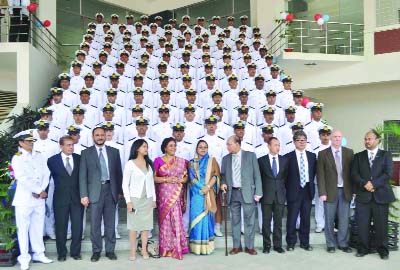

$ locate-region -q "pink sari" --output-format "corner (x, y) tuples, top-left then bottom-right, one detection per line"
(154, 156), (189, 260)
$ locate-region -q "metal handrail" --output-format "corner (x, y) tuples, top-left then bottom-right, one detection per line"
(265, 19), (365, 57)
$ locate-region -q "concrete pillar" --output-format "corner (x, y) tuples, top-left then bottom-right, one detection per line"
(37, 0), (57, 37)
(250, 0), (285, 36)
(363, 0), (375, 57)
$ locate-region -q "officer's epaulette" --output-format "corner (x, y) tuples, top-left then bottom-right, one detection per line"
(15, 151), (22, 156)
(223, 122), (229, 126)
(70, 90), (77, 94)
(84, 124), (90, 129)
(280, 124), (286, 128)
(125, 75), (132, 79)
(101, 75), (108, 79)
(34, 150), (41, 153)
(93, 88), (101, 91)
(51, 139), (58, 143)
(116, 142), (123, 145)
(95, 122), (102, 126)
(91, 104), (98, 109)
(125, 122), (133, 127)
(265, 79), (271, 83)
(199, 76), (204, 80)
(197, 105), (203, 109)
(313, 146), (320, 151)
(286, 141), (292, 145)
(255, 144), (262, 148)
(117, 104), (123, 107)
(257, 123), (263, 127)
(183, 141), (192, 144)
(249, 106), (255, 109)
(53, 125), (61, 130)
(115, 123), (121, 127)
(64, 104), (70, 108)
(170, 104), (177, 108)
(217, 136), (225, 140)
(144, 105), (150, 109)
(195, 122), (202, 126)
(247, 122), (254, 126)
(275, 105), (282, 108)
(152, 123), (158, 127)
(119, 89), (126, 93)
(197, 135), (205, 140)
(276, 90), (283, 95)
(128, 137), (136, 142)
(304, 121), (312, 126)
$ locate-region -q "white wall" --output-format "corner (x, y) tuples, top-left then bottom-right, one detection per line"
(101, 0), (206, 14)
(305, 81), (400, 152)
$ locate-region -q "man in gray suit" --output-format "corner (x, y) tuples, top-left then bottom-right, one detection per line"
(317, 130), (354, 253)
(79, 127), (123, 262)
(221, 135), (263, 255)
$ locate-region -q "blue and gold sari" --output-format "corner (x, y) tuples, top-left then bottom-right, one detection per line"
(188, 153), (220, 255)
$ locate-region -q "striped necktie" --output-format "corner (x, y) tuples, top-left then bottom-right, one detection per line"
(300, 152), (306, 188)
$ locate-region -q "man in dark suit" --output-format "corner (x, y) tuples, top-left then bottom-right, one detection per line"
(79, 127), (123, 262)
(47, 136), (83, 261)
(351, 130), (395, 260)
(258, 137), (288, 254)
(221, 135), (263, 255)
(317, 130), (354, 253)
(284, 130), (316, 251)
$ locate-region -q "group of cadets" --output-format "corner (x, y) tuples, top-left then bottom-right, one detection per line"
(33, 12), (332, 238)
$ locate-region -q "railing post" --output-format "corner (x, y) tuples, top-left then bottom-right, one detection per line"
(349, 24), (352, 55)
(325, 22), (328, 54)
(299, 21), (303, 53)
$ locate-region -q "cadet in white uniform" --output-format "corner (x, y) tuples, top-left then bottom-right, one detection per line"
(12, 131), (53, 270)
(254, 124), (275, 159)
(182, 104), (204, 144)
(304, 102), (326, 151)
(292, 90), (311, 124)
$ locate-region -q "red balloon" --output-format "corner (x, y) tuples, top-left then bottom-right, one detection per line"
(314, 13), (322, 21)
(286, 13), (295, 22)
(43, 20), (51, 28)
(27, 3), (38, 13)
(302, 97), (310, 107)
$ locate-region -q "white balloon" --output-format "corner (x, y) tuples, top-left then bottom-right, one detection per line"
(317, 18), (324, 26)
(280, 12), (288, 20)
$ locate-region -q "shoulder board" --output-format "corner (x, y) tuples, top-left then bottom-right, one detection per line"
(115, 123), (121, 127)
(15, 151), (22, 156)
(247, 122), (254, 126)
(275, 105), (282, 108)
(217, 136), (225, 140)
(255, 144), (262, 148)
(304, 121), (311, 126)
(246, 142), (253, 146)
(195, 122), (202, 126)
(81, 144), (88, 148)
(313, 146), (320, 151)
(197, 135), (205, 139)
(96, 122), (102, 126)
(51, 139), (58, 143)
(35, 150), (41, 153)
(53, 126), (61, 129)
(183, 141), (192, 144)
(91, 104), (98, 108)
(286, 141), (292, 145)
(170, 105), (177, 108)
(125, 123), (133, 127)
(84, 125), (90, 129)
(223, 122), (229, 125)
(265, 80), (271, 83)
(152, 123), (158, 126)
(101, 75), (108, 79)
(197, 105), (203, 109)
(148, 138), (156, 142)
(128, 137), (136, 141)
(279, 124), (285, 128)
(116, 142), (123, 145)
(257, 123), (263, 127)
(64, 104), (70, 108)
(117, 104), (123, 107)
(249, 106), (255, 109)
(276, 90), (283, 95)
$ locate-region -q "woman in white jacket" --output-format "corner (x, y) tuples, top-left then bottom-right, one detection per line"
(122, 139), (156, 260)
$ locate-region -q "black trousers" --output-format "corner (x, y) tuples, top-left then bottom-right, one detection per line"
(54, 202), (84, 257)
(286, 185), (312, 246)
(261, 194), (284, 248)
(356, 200), (389, 255)
(9, 12), (29, 42)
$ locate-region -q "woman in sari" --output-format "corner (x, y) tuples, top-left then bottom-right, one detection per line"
(153, 137), (189, 260)
(188, 140), (220, 255)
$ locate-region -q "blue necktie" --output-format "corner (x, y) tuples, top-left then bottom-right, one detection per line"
(300, 152), (306, 188)
(272, 156), (277, 177)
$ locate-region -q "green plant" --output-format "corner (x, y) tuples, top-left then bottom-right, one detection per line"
(6, 107), (40, 135)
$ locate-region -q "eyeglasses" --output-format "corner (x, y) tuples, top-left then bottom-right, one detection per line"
(295, 139), (307, 142)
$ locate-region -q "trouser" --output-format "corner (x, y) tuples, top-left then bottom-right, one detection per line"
(356, 200), (390, 255)
(314, 183), (325, 229)
(286, 186), (312, 246)
(54, 202), (84, 257)
(15, 204), (46, 265)
(9, 13), (29, 42)
(68, 207), (86, 237)
(261, 197), (284, 248)
(241, 203), (263, 233)
(101, 203), (119, 235)
(44, 178), (55, 237)
(324, 188), (350, 248)
(230, 188), (256, 249)
(90, 183), (116, 253)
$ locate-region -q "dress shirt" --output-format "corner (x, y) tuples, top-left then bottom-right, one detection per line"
(95, 145), (109, 170)
(61, 152), (74, 171)
(269, 154), (279, 175)
(331, 146), (343, 187)
(295, 149), (309, 183)
(232, 150), (242, 188)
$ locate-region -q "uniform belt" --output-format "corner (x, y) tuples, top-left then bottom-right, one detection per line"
(232, 187), (241, 191)
(102, 180), (110, 184)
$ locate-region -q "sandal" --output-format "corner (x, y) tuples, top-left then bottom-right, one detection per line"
(141, 252), (150, 260)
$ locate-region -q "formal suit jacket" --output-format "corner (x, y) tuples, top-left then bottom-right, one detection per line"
(47, 153), (81, 208)
(258, 154), (288, 204)
(317, 147), (354, 202)
(79, 145), (123, 204)
(351, 149), (395, 204)
(284, 150), (316, 203)
(220, 150), (263, 204)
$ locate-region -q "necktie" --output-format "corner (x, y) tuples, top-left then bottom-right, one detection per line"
(334, 150), (343, 186)
(233, 154), (241, 187)
(300, 152), (306, 188)
(66, 156), (73, 176)
(369, 152), (374, 168)
(272, 156), (278, 177)
(99, 148), (109, 182)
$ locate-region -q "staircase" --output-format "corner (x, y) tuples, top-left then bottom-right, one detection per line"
(0, 91), (17, 124)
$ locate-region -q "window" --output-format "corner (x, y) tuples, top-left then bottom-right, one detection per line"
(383, 120), (400, 157)
(376, 0), (400, 27)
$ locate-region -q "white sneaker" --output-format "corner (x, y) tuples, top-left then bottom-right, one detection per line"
(20, 262), (29, 270)
(214, 228), (223, 237)
(115, 231), (121, 239)
(315, 227), (324, 233)
(32, 255), (53, 264)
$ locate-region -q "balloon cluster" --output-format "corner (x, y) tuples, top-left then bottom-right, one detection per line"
(314, 13), (330, 26)
(280, 12), (295, 23)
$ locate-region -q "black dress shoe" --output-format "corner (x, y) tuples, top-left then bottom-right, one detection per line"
(287, 245), (295, 251)
(273, 247), (285, 254)
(300, 244), (313, 251)
(327, 247), (335, 253)
(262, 247), (270, 254)
(379, 253), (389, 260)
(91, 252), (101, 262)
(338, 247), (352, 253)
(105, 252), (117, 260)
(71, 255), (82, 260)
(355, 252), (367, 257)
(58, 256), (66, 262)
